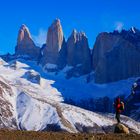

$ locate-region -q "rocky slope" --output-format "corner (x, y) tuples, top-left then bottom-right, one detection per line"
(0, 79), (17, 129)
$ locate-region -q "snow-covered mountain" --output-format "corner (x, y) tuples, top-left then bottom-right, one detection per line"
(0, 57), (140, 133)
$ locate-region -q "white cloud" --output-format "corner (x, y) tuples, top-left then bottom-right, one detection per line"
(32, 29), (47, 47)
(115, 22), (124, 31)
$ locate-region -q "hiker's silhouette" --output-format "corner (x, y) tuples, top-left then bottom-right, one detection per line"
(114, 97), (124, 123)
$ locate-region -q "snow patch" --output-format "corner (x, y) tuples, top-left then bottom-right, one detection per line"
(44, 63), (57, 69)
(131, 27), (136, 34)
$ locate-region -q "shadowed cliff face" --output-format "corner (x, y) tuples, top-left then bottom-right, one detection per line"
(15, 24), (40, 59)
(66, 30), (91, 76)
(92, 28), (140, 83)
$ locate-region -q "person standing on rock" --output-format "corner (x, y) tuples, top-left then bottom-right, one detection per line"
(114, 97), (124, 123)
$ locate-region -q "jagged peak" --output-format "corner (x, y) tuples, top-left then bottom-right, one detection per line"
(69, 30), (87, 42)
(109, 27), (140, 35)
(72, 29), (77, 34)
(54, 18), (60, 24)
(20, 24), (29, 32)
(129, 26), (140, 34)
(50, 18), (62, 29)
(80, 31), (86, 37)
(18, 24), (31, 39)
(20, 24), (27, 28)
(17, 24), (34, 45)
(71, 29), (86, 37)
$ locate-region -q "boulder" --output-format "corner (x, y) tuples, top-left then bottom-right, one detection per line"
(114, 123), (129, 134)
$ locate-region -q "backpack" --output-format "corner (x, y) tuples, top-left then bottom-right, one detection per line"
(120, 102), (125, 111)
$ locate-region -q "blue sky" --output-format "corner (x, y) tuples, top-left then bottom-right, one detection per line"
(0, 0), (140, 54)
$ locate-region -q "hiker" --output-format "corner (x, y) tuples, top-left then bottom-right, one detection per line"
(114, 97), (124, 123)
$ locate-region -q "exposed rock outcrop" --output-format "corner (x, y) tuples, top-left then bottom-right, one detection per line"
(24, 70), (41, 85)
(40, 19), (67, 70)
(0, 78), (17, 129)
(9, 60), (17, 70)
(92, 28), (140, 83)
(66, 30), (91, 77)
(15, 24), (40, 59)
